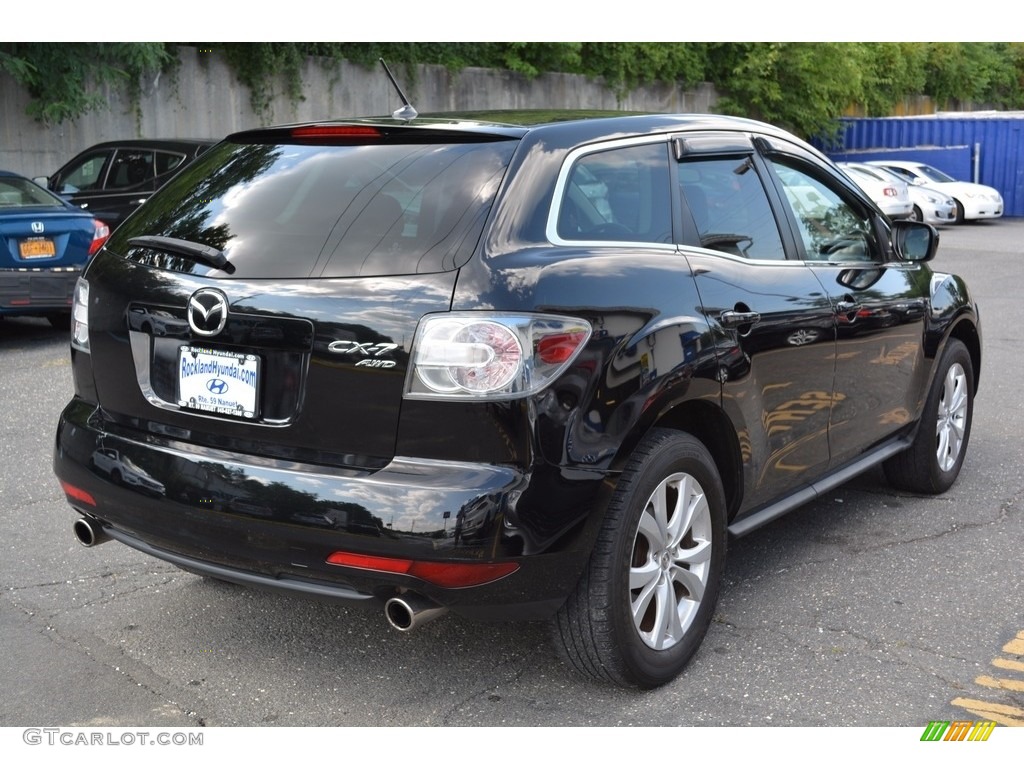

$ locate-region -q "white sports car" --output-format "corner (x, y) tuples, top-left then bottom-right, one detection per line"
(867, 160), (1002, 223)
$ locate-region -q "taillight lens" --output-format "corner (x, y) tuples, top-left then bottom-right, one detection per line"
(71, 277), (89, 352)
(88, 220), (110, 255)
(405, 313), (591, 400)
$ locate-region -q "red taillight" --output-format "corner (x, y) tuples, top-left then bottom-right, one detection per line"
(60, 480), (96, 507)
(326, 551), (519, 588)
(88, 220), (110, 256)
(291, 125), (382, 139)
(883, 187), (897, 197)
(537, 331), (589, 364)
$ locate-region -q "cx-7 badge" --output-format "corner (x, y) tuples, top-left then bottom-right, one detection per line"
(328, 340), (400, 368)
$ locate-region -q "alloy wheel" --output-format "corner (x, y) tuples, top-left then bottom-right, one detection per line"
(630, 472), (713, 650)
(936, 361), (969, 472)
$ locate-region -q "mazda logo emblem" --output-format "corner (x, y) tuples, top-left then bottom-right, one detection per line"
(187, 288), (229, 337)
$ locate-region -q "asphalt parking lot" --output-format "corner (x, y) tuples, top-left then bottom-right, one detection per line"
(1, 220), (1022, 740)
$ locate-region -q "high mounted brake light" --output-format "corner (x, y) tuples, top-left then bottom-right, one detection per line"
(290, 125), (382, 139)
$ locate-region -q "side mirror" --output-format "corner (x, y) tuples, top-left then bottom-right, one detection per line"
(32, 175), (50, 187)
(891, 220), (938, 262)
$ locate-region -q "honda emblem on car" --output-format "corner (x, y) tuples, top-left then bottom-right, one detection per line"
(31, 221), (45, 233)
(187, 288), (229, 336)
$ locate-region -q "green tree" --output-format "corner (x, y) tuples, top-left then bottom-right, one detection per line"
(706, 42), (871, 138)
(859, 42), (929, 115)
(576, 43), (707, 93)
(0, 42), (173, 124)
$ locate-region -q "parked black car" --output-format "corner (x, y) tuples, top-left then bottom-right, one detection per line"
(39, 139), (216, 227)
(53, 112), (980, 688)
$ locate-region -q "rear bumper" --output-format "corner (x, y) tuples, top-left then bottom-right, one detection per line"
(54, 398), (604, 620)
(0, 266), (80, 314)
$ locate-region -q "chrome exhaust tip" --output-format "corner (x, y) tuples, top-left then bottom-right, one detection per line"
(384, 593), (448, 632)
(73, 517), (110, 547)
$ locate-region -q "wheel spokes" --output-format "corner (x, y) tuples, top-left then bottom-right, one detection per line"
(630, 472), (713, 650)
(936, 362), (968, 471)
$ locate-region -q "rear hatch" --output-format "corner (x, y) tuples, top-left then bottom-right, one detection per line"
(0, 174), (105, 309)
(0, 209), (95, 268)
(0, 173), (102, 266)
(82, 123), (518, 468)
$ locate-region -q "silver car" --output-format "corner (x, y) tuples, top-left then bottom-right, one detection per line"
(848, 162), (956, 225)
(838, 162), (914, 220)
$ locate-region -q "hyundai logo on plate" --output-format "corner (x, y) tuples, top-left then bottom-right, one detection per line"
(206, 378), (229, 395)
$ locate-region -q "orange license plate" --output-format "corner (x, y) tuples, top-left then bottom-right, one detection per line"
(20, 238), (56, 258)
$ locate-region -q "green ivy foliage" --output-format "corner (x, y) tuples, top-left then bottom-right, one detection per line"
(6, 42), (1024, 139)
(0, 42), (173, 125)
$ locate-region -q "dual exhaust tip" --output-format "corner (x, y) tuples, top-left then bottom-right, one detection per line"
(73, 517), (110, 547)
(73, 517), (447, 631)
(384, 593), (448, 632)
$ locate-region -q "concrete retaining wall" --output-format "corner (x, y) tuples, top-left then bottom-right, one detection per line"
(1, 46), (718, 179)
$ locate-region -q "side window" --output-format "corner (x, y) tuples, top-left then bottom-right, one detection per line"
(557, 143), (671, 243)
(155, 151), (187, 176)
(678, 156), (785, 259)
(770, 160), (881, 262)
(107, 150), (156, 190)
(59, 150), (113, 193)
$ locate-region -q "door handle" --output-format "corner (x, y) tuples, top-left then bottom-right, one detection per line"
(719, 310), (760, 327)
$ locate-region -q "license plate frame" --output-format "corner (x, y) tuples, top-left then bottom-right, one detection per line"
(177, 345), (261, 420)
(19, 238), (56, 259)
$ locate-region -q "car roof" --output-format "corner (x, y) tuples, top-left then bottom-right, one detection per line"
(228, 111), (813, 148)
(870, 160), (925, 169)
(69, 138), (218, 151)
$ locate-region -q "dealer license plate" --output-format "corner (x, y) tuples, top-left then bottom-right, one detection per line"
(178, 346), (260, 419)
(20, 238), (56, 258)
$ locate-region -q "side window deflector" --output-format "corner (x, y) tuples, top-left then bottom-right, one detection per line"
(673, 134), (754, 160)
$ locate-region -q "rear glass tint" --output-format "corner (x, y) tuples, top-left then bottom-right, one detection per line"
(108, 138), (516, 278)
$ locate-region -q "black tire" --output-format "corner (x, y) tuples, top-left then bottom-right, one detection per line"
(910, 205), (923, 222)
(954, 200), (966, 224)
(884, 338), (974, 494)
(552, 429), (727, 688)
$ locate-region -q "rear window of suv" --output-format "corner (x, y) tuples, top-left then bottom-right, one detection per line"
(107, 137), (516, 278)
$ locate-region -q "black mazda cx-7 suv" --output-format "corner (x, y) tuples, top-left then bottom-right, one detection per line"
(54, 111), (980, 688)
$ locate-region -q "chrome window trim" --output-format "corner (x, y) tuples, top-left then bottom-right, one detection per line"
(546, 134), (676, 250)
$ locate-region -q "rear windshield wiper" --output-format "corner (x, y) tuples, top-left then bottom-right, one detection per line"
(128, 236), (231, 272)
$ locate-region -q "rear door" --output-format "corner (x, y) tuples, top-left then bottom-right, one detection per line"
(673, 135), (838, 510)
